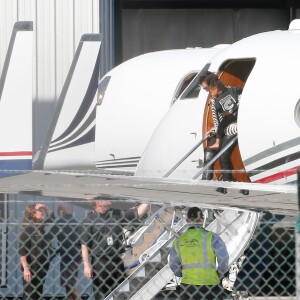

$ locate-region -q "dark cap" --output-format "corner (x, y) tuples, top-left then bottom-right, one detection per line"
(187, 207), (203, 220)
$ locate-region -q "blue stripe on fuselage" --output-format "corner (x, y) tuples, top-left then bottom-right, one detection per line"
(0, 159), (32, 177)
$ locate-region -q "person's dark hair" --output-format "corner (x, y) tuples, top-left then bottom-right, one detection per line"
(22, 204), (36, 223)
(57, 204), (70, 216)
(187, 207), (203, 221)
(199, 71), (218, 85)
(206, 73), (225, 91)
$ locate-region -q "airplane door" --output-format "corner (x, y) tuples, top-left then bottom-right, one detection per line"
(236, 59), (300, 185)
(135, 71), (209, 178)
(202, 59), (256, 182)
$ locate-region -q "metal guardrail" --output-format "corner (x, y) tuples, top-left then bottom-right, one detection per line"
(162, 134), (238, 181)
(126, 205), (171, 246)
(192, 135), (238, 179)
(163, 136), (209, 178)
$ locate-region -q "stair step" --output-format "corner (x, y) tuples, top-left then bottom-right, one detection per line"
(144, 232), (160, 244)
(119, 281), (130, 292)
(143, 229), (168, 245)
(130, 276), (149, 290)
(112, 292), (131, 300)
(158, 210), (174, 222)
(131, 243), (152, 260)
(109, 207), (183, 300)
(144, 262), (165, 277)
(131, 265), (145, 278)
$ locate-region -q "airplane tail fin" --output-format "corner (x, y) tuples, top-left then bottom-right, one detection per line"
(33, 34), (101, 170)
(0, 21), (33, 177)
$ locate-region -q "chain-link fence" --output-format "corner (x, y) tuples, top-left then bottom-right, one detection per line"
(0, 197), (297, 299)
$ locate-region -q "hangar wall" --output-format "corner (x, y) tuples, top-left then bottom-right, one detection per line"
(0, 0), (99, 153)
(122, 8), (300, 61)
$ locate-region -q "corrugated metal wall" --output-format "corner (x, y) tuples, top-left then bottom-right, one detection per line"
(0, 0), (99, 153)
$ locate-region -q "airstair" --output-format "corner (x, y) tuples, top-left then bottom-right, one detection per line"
(105, 205), (260, 300)
(104, 135), (261, 299)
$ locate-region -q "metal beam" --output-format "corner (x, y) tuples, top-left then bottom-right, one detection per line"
(100, 0), (121, 78)
(122, 0), (298, 9)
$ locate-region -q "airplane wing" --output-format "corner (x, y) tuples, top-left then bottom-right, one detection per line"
(0, 170), (296, 216)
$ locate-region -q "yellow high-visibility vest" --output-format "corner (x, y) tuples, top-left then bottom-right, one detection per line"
(173, 227), (220, 285)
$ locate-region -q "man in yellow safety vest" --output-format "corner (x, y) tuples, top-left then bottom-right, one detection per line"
(169, 207), (229, 299)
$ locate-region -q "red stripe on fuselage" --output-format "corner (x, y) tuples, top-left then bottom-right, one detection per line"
(0, 151), (32, 157)
(253, 166), (299, 183)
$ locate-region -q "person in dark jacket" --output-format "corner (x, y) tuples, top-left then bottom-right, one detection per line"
(19, 203), (55, 300)
(49, 203), (82, 300)
(200, 72), (242, 182)
(79, 199), (149, 300)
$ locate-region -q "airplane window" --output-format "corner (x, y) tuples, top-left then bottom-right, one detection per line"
(295, 99), (300, 128)
(171, 72), (198, 105)
(179, 64), (211, 101)
(97, 76), (111, 106)
(180, 77), (201, 99)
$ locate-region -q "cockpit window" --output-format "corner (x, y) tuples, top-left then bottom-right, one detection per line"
(179, 64), (211, 101)
(171, 72), (198, 105)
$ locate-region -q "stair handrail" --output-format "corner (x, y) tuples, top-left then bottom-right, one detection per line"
(206, 210), (260, 266)
(192, 135), (238, 180)
(163, 135), (209, 178)
(155, 214), (181, 239)
(126, 204), (171, 245)
(169, 211), (177, 239)
(125, 208), (185, 270)
(138, 216), (186, 263)
(105, 221), (190, 300)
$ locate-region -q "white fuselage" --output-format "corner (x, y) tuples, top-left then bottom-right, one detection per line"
(135, 29), (300, 184)
(95, 47), (227, 171)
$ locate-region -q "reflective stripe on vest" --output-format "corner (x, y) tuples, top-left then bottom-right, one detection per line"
(173, 228), (220, 285)
(182, 262), (216, 269)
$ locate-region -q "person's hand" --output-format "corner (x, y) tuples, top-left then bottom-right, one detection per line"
(35, 204), (49, 212)
(23, 266), (32, 282)
(220, 111), (231, 117)
(204, 130), (211, 138)
(207, 128), (216, 137)
(84, 263), (93, 278)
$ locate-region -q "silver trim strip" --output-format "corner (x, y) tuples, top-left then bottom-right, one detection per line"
(244, 137), (300, 167)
